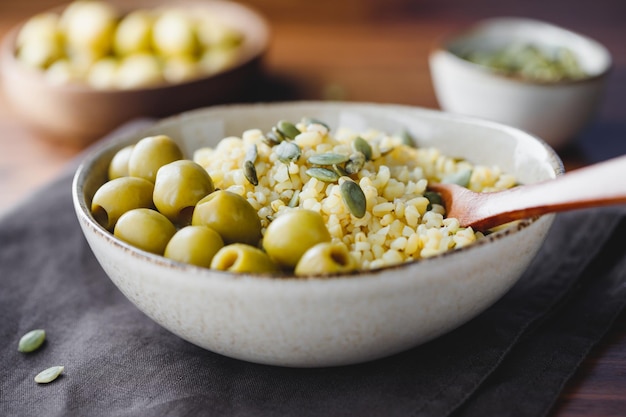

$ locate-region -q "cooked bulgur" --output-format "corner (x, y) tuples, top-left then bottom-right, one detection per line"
(193, 119), (516, 270)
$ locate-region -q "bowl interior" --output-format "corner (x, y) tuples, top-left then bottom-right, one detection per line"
(76, 101), (564, 263)
(77, 101), (563, 210)
(444, 17), (612, 78)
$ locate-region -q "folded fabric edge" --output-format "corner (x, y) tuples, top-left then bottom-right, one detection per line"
(450, 211), (626, 417)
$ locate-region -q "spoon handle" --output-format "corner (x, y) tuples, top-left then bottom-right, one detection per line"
(474, 154), (626, 228)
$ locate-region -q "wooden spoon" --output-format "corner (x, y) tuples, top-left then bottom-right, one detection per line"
(427, 154), (626, 232)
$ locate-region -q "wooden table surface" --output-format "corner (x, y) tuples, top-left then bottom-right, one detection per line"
(1, 0), (625, 415)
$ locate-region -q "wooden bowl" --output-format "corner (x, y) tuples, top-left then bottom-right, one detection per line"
(0, 0), (270, 146)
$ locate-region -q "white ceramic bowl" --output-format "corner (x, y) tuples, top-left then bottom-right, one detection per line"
(0, 0), (269, 146)
(72, 101), (562, 367)
(429, 17), (612, 150)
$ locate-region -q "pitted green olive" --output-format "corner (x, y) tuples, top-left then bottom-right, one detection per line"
(128, 135), (183, 182)
(262, 209), (331, 269)
(114, 208), (176, 255)
(153, 160), (215, 225)
(210, 243), (278, 273)
(164, 225), (224, 268)
(191, 190), (262, 246)
(108, 144), (134, 180)
(295, 242), (358, 276)
(91, 176), (154, 230)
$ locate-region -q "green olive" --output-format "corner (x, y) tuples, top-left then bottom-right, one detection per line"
(87, 57), (118, 89)
(191, 190), (262, 246)
(151, 9), (198, 58)
(91, 176), (154, 230)
(163, 55), (200, 84)
(210, 244), (278, 273)
(16, 12), (61, 50)
(164, 225), (224, 268)
(295, 242), (358, 276)
(115, 52), (164, 89)
(114, 208), (176, 255)
(60, 0), (118, 58)
(262, 209), (331, 269)
(153, 160), (215, 225)
(128, 135), (183, 183)
(113, 9), (153, 56)
(17, 37), (64, 69)
(108, 144), (134, 180)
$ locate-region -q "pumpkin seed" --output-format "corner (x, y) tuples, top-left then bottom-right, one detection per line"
(272, 126), (286, 142)
(424, 191), (443, 211)
(307, 153), (349, 166)
(276, 120), (301, 140)
(18, 329), (46, 353)
(34, 366), (64, 384)
(243, 160), (258, 186)
(288, 190), (300, 208)
(332, 163), (349, 177)
(442, 169), (472, 187)
(275, 141), (301, 164)
(399, 129), (416, 147)
(301, 117), (330, 130)
(306, 167), (340, 182)
(245, 144), (258, 163)
(345, 152), (366, 175)
(262, 130), (282, 147)
(352, 136), (372, 160)
(340, 180), (367, 218)
(462, 43), (587, 82)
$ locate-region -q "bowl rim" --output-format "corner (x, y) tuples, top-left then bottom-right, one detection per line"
(429, 16), (613, 87)
(72, 100), (564, 282)
(0, 0), (271, 95)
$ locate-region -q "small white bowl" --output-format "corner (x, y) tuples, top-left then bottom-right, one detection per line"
(72, 101), (562, 367)
(429, 17), (612, 150)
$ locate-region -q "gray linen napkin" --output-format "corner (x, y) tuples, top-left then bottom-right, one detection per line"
(1, 122), (625, 417)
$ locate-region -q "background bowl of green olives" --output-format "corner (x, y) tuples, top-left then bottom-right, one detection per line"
(0, 0), (269, 146)
(72, 101), (561, 367)
(429, 17), (612, 150)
